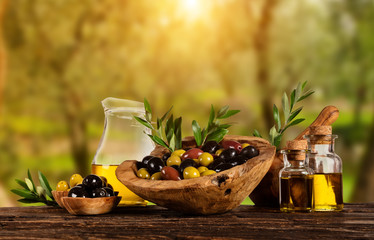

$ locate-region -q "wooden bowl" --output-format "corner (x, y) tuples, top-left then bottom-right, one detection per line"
(116, 135), (275, 215)
(61, 196), (121, 215)
(52, 190), (68, 208)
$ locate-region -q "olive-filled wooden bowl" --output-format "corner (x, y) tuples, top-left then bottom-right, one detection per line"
(116, 135), (276, 215)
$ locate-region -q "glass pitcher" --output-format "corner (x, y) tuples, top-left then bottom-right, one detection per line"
(92, 97), (154, 206)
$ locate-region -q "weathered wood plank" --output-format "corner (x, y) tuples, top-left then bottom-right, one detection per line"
(0, 204), (373, 239)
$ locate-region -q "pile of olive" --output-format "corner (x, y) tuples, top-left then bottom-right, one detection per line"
(136, 140), (259, 181)
(56, 174), (117, 198)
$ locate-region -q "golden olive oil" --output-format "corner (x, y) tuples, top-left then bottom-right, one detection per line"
(313, 173), (343, 211)
(92, 164), (147, 206)
(280, 175), (314, 212)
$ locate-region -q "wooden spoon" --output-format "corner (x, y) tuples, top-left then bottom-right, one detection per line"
(249, 106), (339, 207)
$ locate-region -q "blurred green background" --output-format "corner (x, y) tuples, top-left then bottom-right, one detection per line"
(0, 0), (373, 207)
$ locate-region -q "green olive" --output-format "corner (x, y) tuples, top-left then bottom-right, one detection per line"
(137, 168), (150, 179)
(201, 170), (217, 176)
(56, 180), (69, 191)
(215, 149), (224, 156)
(197, 166), (209, 173)
(241, 143), (250, 149)
(183, 166), (200, 179)
(150, 172), (162, 180)
(166, 155), (181, 166)
(198, 152), (214, 167)
(171, 149), (186, 158)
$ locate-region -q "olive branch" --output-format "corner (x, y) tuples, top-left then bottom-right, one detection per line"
(253, 81), (314, 149)
(11, 169), (57, 206)
(192, 105), (240, 147)
(133, 98), (181, 152)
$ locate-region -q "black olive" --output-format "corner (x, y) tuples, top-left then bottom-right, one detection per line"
(68, 186), (89, 198)
(227, 156), (246, 167)
(218, 148), (237, 161)
(107, 184), (113, 190)
(142, 155), (154, 165)
(179, 159), (198, 174)
(114, 191), (119, 196)
(83, 174), (104, 189)
(103, 187), (114, 197)
(214, 163), (233, 173)
(162, 152), (171, 162)
(91, 188), (108, 198)
(241, 146), (259, 159)
(208, 158), (226, 170)
(147, 157), (164, 174)
(201, 141), (220, 154)
(136, 161), (147, 170)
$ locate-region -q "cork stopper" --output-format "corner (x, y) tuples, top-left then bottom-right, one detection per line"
(307, 126), (333, 144)
(285, 140), (307, 161)
(286, 140), (308, 150)
(309, 126), (332, 135)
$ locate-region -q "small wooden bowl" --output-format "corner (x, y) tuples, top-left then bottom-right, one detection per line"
(61, 196), (121, 215)
(116, 135), (275, 215)
(52, 190), (69, 208)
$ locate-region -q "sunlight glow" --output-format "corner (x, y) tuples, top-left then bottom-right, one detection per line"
(179, 0), (203, 21)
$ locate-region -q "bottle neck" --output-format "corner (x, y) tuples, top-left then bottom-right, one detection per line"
(288, 160), (306, 168)
(305, 135), (337, 154)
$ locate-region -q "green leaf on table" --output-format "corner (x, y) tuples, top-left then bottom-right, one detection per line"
(36, 186), (46, 198)
(27, 169), (36, 192)
(38, 171), (53, 199)
(11, 189), (37, 200)
(192, 120), (202, 146)
(15, 179), (28, 190)
(273, 104), (281, 131)
(25, 178), (34, 192)
(17, 198), (40, 204)
(134, 116), (153, 130)
(217, 110), (240, 119)
(169, 134), (176, 152)
(144, 98), (152, 114)
(216, 105), (229, 119)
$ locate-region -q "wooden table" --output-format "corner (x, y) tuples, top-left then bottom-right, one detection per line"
(0, 203), (373, 239)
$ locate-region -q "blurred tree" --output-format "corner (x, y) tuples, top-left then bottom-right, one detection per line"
(0, 0), (7, 113)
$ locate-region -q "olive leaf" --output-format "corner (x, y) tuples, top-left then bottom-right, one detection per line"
(192, 105), (240, 146)
(254, 81), (314, 149)
(11, 170), (57, 206)
(192, 120), (202, 146)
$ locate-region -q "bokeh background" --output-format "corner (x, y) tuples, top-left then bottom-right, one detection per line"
(0, 0), (373, 207)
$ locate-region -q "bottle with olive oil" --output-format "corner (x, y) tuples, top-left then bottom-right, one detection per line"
(279, 140), (314, 212)
(92, 98), (154, 206)
(305, 126), (343, 211)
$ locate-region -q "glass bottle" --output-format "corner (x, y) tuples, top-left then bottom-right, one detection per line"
(279, 140), (314, 212)
(304, 126), (343, 211)
(92, 97), (154, 206)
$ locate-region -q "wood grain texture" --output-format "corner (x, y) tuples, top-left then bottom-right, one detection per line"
(116, 135), (275, 215)
(250, 106), (340, 207)
(0, 204), (373, 239)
